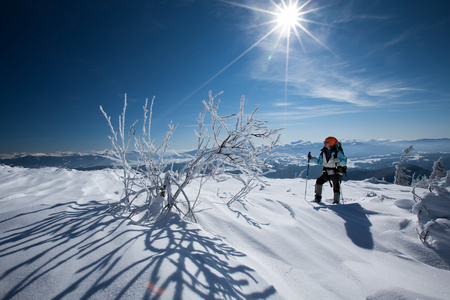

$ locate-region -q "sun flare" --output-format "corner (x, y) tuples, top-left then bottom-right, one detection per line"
(181, 0), (333, 106)
(223, 0), (334, 96)
(276, 3), (300, 32)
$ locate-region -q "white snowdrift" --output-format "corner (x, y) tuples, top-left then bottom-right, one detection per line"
(1, 165), (449, 299)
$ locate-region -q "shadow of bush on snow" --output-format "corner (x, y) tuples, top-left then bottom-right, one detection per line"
(0, 201), (276, 299)
(141, 213), (276, 299)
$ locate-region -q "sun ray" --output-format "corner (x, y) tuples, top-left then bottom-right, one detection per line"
(297, 0), (311, 11)
(297, 18), (328, 26)
(292, 25), (307, 54)
(173, 25), (280, 113)
(221, 0), (278, 16)
(299, 6), (326, 16)
(176, 0), (334, 110)
(272, 25), (285, 51)
(284, 28), (291, 102)
(297, 22), (338, 57)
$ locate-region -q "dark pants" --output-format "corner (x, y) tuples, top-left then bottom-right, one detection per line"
(316, 172), (342, 194)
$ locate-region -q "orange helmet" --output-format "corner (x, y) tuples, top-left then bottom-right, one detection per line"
(324, 136), (338, 146)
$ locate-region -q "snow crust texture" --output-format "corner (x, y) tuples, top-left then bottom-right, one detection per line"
(1, 166), (449, 299)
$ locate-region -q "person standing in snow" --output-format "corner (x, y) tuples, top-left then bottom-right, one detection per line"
(308, 136), (347, 204)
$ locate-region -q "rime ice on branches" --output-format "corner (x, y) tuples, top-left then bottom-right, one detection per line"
(101, 91), (283, 223)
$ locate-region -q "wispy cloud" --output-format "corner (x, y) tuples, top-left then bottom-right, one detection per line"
(273, 101), (293, 107)
(251, 48), (424, 109)
(258, 103), (362, 123)
(330, 0), (392, 24)
(366, 86), (424, 97)
(235, 0), (430, 126)
(307, 85), (372, 106)
(384, 28), (416, 48)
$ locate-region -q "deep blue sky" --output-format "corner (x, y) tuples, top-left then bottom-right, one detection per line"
(1, 0), (449, 154)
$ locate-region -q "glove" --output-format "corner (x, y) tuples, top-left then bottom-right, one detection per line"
(330, 153), (341, 163)
(307, 152), (312, 160)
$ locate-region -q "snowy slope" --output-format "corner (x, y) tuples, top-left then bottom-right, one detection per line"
(1, 166), (449, 299)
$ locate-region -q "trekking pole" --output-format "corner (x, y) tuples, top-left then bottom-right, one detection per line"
(304, 152), (311, 202)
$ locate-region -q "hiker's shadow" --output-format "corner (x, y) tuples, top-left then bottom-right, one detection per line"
(0, 201), (276, 300)
(326, 203), (375, 250)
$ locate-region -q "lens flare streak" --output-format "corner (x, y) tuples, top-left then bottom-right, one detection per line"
(220, 0), (333, 102)
(178, 0), (332, 109)
(179, 25), (280, 108)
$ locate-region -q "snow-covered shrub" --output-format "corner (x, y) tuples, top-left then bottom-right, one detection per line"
(412, 157), (447, 190)
(411, 174), (430, 189)
(430, 156), (446, 181)
(100, 94), (137, 208)
(172, 91), (282, 208)
(412, 180), (450, 256)
(394, 145), (413, 186)
(130, 96), (177, 221)
(101, 95), (174, 222)
(101, 91), (282, 223)
(395, 165), (411, 186)
(446, 170), (450, 187)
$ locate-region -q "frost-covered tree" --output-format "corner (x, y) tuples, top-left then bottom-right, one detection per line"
(130, 96), (177, 220)
(100, 94), (137, 207)
(430, 156), (446, 181)
(172, 91), (282, 208)
(411, 173), (430, 189)
(412, 185), (450, 248)
(101, 91), (283, 223)
(412, 157), (447, 189)
(394, 145), (413, 186)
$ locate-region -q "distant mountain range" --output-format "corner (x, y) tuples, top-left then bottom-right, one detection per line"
(269, 138), (450, 181)
(1, 138), (449, 182)
(0, 151), (114, 170)
(274, 138), (450, 162)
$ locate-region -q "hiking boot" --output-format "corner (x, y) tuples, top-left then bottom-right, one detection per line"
(314, 195), (322, 203)
(314, 185), (323, 203)
(333, 192), (340, 204)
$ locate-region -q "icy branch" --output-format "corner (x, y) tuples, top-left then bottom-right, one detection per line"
(101, 91), (283, 223)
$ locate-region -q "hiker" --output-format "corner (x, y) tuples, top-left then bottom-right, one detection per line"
(308, 136), (347, 204)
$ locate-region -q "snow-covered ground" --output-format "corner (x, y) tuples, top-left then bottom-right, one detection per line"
(1, 165), (449, 299)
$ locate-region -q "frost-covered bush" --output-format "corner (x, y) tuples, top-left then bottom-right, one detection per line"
(394, 145), (413, 186)
(173, 91), (282, 207)
(100, 94), (137, 207)
(412, 156), (447, 190)
(412, 180), (450, 259)
(411, 174), (430, 189)
(430, 156), (446, 181)
(101, 91), (282, 223)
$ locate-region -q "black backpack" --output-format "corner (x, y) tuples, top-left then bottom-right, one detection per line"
(335, 141), (347, 175)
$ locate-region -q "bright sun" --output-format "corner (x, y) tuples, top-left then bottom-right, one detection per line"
(276, 4), (300, 31)
(176, 0), (334, 108)
(222, 0), (330, 52)
(183, 0), (333, 104)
